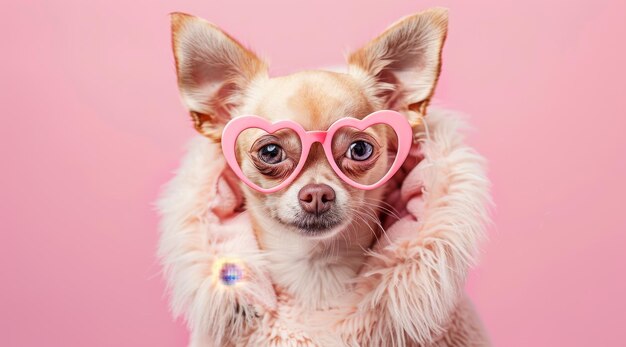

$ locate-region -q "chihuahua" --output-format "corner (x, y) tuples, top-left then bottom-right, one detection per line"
(170, 8), (447, 311)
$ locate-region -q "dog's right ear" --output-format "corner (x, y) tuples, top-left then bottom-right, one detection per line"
(171, 13), (267, 142)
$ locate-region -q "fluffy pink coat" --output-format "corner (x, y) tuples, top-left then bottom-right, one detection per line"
(158, 108), (492, 346)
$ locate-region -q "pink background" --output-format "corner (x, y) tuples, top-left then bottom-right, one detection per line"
(2, 0), (625, 346)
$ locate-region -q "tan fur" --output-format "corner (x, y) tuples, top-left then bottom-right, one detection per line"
(250, 71), (375, 128)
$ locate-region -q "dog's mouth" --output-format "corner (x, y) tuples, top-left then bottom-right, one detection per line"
(278, 211), (345, 236)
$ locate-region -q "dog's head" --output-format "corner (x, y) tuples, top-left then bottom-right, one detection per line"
(170, 9), (447, 240)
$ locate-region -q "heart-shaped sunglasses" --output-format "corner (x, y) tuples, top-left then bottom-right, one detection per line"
(221, 110), (413, 193)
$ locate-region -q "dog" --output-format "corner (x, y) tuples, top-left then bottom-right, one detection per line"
(166, 8), (465, 345)
(170, 7), (447, 309)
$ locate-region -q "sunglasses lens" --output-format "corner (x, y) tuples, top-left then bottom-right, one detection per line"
(234, 127), (302, 189)
(331, 123), (398, 186)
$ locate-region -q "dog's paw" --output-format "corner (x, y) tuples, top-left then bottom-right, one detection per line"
(233, 303), (262, 320)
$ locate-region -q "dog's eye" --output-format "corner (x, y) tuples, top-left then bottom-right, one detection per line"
(346, 141), (373, 161)
(258, 144), (285, 164)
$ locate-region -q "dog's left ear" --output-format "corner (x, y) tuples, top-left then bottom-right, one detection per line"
(347, 8), (448, 125)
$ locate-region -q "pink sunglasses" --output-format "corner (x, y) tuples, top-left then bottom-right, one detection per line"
(221, 110), (413, 193)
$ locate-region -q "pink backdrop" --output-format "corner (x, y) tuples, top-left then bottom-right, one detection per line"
(2, 0), (625, 346)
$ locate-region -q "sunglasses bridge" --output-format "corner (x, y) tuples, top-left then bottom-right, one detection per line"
(307, 131), (328, 143)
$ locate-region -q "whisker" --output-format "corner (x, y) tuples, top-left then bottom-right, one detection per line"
(353, 205), (392, 246)
(351, 209), (379, 246)
(362, 198), (402, 220)
(351, 206), (386, 246)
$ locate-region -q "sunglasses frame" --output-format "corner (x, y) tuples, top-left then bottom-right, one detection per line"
(221, 110), (413, 193)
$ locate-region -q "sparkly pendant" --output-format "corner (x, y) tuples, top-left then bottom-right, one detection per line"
(220, 262), (243, 286)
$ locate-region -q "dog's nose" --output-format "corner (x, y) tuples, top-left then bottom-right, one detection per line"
(298, 184), (336, 215)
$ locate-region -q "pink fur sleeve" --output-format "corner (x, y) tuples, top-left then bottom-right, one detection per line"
(339, 111), (491, 346)
(157, 137), (276, 345)
(158, 111), (490, 346)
